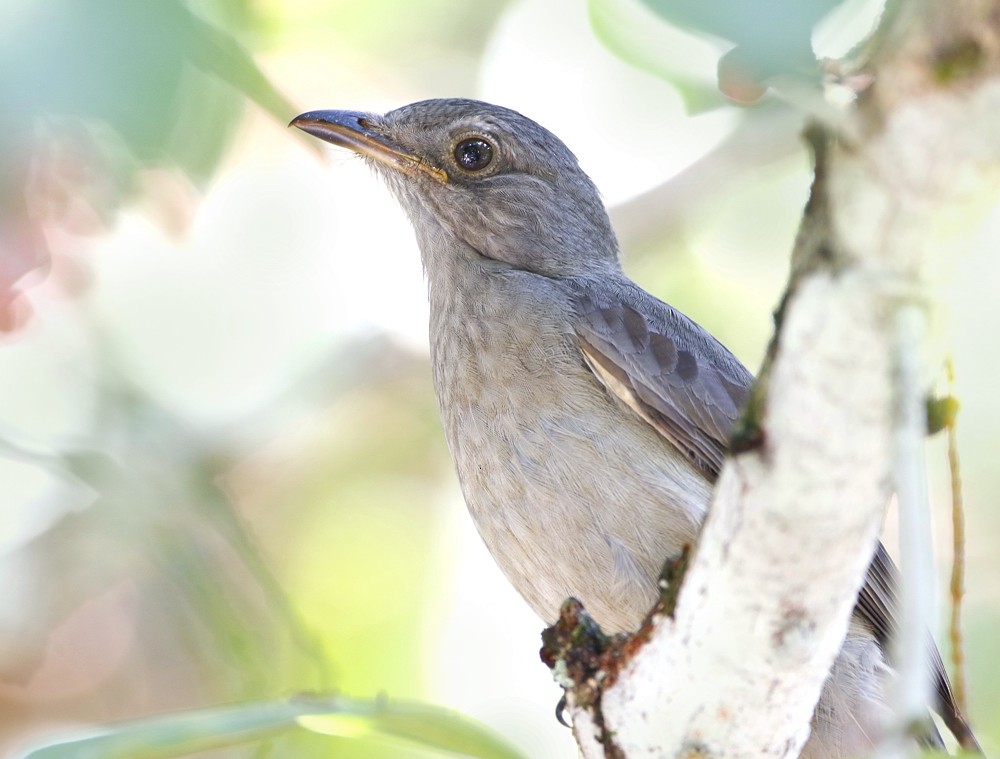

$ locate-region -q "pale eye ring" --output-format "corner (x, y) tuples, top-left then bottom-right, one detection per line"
(453, 137), (494, 171)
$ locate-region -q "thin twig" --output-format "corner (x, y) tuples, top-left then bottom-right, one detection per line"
(945, 357), (968, 714)
(880, 303), (935, 759)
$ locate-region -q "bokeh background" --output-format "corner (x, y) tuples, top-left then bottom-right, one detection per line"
(2, 0), (998, 756)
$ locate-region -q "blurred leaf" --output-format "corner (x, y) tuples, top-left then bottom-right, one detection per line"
(261, 0), (508, 60)
(0, 0), (298, 318)
(587, 0), (726, 113)
(592, 0), (862, 105)
(178, 8), (302, 178)
(21, 699), (310, 759)
(298, 698), (527, 759)
(1, 0), (294, 180)
(637, 0), (843, 80)
(21, 696), (526, 759)
(0, 370), (330, 697)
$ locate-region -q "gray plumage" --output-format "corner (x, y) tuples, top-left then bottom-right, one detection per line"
(292, 98), (980, 756)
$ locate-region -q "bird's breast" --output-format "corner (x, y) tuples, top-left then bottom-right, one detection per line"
(426, 269), (711, 632)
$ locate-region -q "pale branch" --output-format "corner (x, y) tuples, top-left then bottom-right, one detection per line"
(555, 1), (1000, 756)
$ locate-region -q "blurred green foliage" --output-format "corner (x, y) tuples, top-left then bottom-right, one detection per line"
(1, 0), (292, 182)
(259, 0), (508, 56)
(0, 1), (484, 756)
(0, 0), (296, 331)
(23, 696), (525, 759)
(638, 0), (843, 79)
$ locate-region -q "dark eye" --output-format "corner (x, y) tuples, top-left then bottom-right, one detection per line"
(453, 138), (494, 172)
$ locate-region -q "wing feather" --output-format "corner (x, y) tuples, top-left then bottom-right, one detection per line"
(566, 278), (975, 749)
(570, 286), (750, 478)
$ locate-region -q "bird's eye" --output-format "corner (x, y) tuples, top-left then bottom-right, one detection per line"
(453, 138), (494, 172)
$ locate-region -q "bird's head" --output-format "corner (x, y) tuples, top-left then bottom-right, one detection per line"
(291, 98), (620, 278)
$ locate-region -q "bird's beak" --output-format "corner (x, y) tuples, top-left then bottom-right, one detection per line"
(290, 110), (448, 184)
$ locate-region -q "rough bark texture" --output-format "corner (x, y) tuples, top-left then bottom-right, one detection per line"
(560, 1), (1000, 755)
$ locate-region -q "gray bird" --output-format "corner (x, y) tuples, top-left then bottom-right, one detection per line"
(291, 98), (981, 757)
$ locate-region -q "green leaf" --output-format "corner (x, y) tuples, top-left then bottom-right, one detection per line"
(925, 394), (959, 436)
(587, 0), (726, 113)
(20, 696), (527, 759)
(299, 698), (527, 759)
(21, 700), (308, 759)
(0, 0), (298, 205)
(636, 0), (839, 78)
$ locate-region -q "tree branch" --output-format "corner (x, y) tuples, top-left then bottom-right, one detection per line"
(549, 1), (1000, 755)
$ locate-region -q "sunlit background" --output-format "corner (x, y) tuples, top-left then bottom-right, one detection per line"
(2, 0), (998, 756)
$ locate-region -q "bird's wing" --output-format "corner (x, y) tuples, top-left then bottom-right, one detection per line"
(860, 544), (981, 751)
(569, 280), (979, 751)
(569, 282), (752, 480)
(857, 542), (896, 647)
